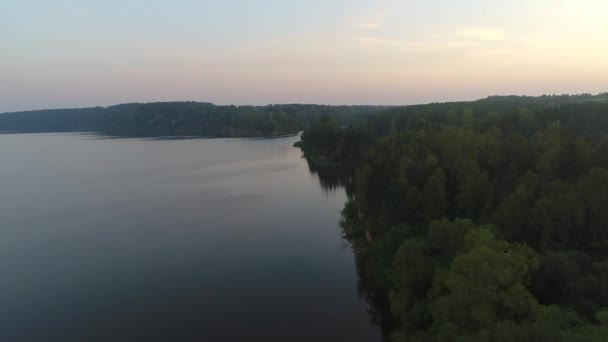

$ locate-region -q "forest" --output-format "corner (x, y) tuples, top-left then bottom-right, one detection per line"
(298, 93), (608, 341)
(0, 102), (386, 137)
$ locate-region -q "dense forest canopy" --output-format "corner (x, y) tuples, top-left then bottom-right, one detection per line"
(298, 93), (608, 341)
(0, 102), (387, 137)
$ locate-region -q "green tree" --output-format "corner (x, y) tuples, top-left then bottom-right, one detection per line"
(424, 167), (449, 220)
(429, 228), (539, 338)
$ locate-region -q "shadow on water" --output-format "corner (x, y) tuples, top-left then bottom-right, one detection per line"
(351, 251), (397, 342)
(302, 152), (394, 342)
(0, 131), (209, 141)
(0, 130), (300, 141)
(82, 131), (299, 141)
(302, 155), (355, 196)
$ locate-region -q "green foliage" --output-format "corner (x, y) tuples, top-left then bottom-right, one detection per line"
(429, 228), (539, 337)
(424, 168), (448, 219)
(300, 116), (340, 152)
(302, 93), (608, 340)
(0, 102), (386, 137)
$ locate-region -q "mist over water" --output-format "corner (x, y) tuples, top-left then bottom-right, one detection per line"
(0, 133), (381, 341)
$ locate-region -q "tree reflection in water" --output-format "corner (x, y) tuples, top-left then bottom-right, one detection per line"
(303, 151), (394, 341)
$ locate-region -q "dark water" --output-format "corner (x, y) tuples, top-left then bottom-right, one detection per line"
(0, 133), (381, 342)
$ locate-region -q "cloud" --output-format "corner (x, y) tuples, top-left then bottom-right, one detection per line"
(455, 27), (507, 41)
(355, 36), (437, 53)
(356, 36), (401, 47)
(360, 21), (381, 30)
(355, 25), (511, 54)
(358, 11), (386, 30)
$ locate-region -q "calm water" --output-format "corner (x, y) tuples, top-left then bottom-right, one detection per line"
(0, 133), (381, 341)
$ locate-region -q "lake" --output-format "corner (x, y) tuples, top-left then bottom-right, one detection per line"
(0, 133), (381, 341)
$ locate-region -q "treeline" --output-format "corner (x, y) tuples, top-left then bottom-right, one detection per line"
(299, 93), (608, 341)
(0, 102), (386, 137)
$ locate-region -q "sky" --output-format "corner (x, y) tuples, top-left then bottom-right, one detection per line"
(1, 0), (607, 112)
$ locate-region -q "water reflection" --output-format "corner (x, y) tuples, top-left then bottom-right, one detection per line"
(303, 157), (355, 196)
(301, 151), (394, 342)
(84, 131), (299, 141)
(352, 254), (397, 342)
(0, 133), (381, 342)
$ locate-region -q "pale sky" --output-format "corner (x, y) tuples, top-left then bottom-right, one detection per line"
(1, 0), (607, 112)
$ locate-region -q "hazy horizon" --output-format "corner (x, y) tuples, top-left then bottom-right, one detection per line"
(4, 92), (608, 114)
(2, 0), (608, 112)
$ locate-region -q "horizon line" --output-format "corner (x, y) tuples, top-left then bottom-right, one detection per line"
(3, 92), (607, 115)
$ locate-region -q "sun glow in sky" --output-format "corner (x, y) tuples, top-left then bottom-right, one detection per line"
(1, 0), (607, 111)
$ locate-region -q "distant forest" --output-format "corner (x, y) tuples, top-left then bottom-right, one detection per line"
(0, 102), (386, 137)
(298, 93), (608, 341)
